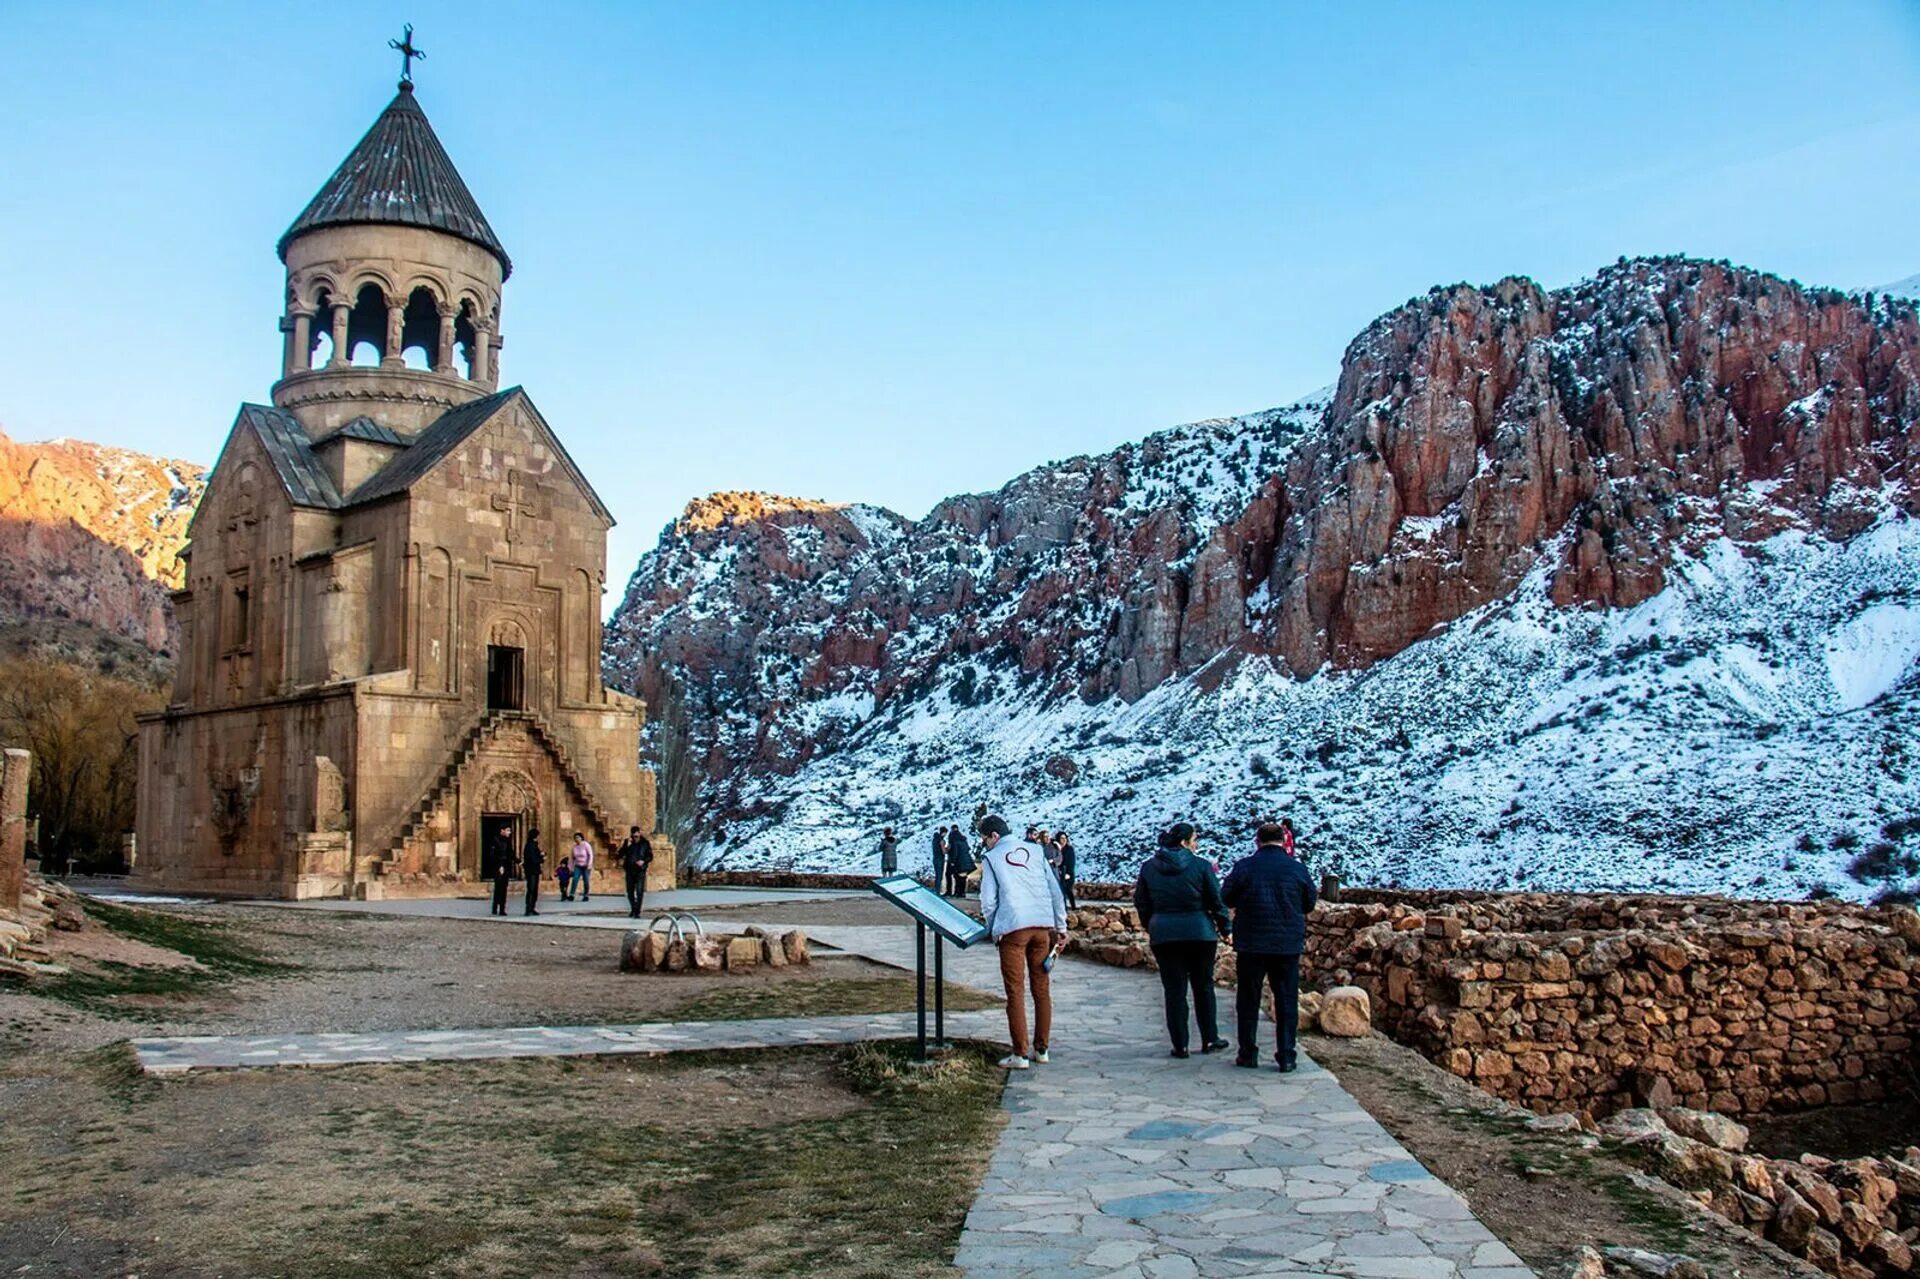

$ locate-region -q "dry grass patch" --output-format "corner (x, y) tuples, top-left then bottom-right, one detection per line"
(1, 1040), (1007, 1278)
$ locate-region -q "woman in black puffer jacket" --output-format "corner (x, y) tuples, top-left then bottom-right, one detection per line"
(1132, 822), (1232, 1058)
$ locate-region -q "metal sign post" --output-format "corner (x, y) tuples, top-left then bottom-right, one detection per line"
(869, 873), (989, 1065)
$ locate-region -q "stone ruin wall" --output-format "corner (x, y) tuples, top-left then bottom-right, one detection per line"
(1067, 889), (1920, 1122)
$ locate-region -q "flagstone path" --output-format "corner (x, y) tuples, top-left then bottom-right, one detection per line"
(119, 897), (1533, 1277)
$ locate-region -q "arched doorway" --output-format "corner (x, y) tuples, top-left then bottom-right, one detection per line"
(476, 767), (538, 879)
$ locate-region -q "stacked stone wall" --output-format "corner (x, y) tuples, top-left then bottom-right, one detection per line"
(1066, 891), (1920, 1121)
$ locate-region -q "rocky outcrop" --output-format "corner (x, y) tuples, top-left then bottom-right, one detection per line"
(607, 259), (1920, 840)
(1262, 263), (1918, 673)
(0, 427), (205, 654)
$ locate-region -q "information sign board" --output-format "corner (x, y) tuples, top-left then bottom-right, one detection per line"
(871, 874), (989, 947)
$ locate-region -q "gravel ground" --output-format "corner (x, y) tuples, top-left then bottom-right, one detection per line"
(0, 904), (910, 1053)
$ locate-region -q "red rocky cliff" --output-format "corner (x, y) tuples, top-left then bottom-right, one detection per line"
(0, 427), (206, 654)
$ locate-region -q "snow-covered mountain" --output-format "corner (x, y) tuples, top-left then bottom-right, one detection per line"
(605, 257), (1920, 901)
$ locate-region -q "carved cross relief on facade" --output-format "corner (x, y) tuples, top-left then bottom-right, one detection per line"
(491, 469), (541, 543)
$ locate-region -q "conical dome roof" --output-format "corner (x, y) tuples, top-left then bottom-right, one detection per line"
(278, 84), (511, 277)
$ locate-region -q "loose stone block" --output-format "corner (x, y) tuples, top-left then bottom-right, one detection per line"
(1317, 986), (1371, 1037)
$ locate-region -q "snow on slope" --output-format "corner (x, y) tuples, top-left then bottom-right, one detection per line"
(698, 514), (1920, 902)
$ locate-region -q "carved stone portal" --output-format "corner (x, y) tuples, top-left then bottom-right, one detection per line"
(479, 768), (537, 817)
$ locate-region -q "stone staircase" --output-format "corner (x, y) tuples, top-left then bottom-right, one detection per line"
(362, 708), (622, 881)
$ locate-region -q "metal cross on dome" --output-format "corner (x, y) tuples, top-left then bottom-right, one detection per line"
(390, 24), (425, 87)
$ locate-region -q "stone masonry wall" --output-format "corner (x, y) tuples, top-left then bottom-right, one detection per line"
(1067, 890), (1920, 1121)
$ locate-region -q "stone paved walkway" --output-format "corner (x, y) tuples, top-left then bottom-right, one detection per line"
(132, 1007), (1006, 1074)
(794, 926), (1532, 1278)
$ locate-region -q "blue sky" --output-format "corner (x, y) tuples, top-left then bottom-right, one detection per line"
(4, 2), (1919, 590)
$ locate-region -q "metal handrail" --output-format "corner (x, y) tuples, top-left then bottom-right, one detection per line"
(645, 910), (705, 944)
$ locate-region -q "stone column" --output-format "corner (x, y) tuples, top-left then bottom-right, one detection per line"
(382, 298), (405, 368)
(471, 322), (493, 385)
(0, 748), (29, 913)
(291, 308), (313, 373)
(434, 304), (456, 375)
(328, 302), (351, 368)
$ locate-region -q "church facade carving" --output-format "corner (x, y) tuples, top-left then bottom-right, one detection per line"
(134, 73), (669, 900)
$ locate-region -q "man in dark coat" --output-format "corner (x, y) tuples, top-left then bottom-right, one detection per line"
(931, 826), (949, 894)
(486, 822), (515, 916)
(619, 826), (654, 919)
(946, 828), (973, 896)
(521, 826), (546, 917)
(1221, 821), (1319, 1071)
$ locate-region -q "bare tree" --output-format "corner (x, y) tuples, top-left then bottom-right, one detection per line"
(0, 658), (164, 871)
(645, 665), (704, 865)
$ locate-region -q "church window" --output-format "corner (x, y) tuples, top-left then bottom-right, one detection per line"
(223, 574), (253, 653)
(487, 644), (524, 711)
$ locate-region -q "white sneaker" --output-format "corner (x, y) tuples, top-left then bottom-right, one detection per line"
(1033, 1048), (1050, 1064)
(998, 1053), (1031, 1070)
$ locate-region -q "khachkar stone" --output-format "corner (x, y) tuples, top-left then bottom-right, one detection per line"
(1, 748), (28, 912)
(132, 45), (673, 901)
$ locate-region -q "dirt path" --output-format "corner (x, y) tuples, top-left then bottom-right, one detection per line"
(1310, 1032), (1822, 1279)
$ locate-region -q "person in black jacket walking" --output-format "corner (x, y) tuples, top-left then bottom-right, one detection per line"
(931, 826), (949, 893)
(1133, 823), (1232, 1058)
(521, 826), (546, 917)
(1221, 821), (1319, 1070)
(619, 827), (654, 918)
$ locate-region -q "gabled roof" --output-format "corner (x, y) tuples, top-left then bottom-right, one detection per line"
(213, 392), (613, 526)
(237, 404), (344, 509)
(322, 416), (412, 447)
(278, 84), (511, 277)
(345, 387), (521, 506)
(344, 387), (614, 525)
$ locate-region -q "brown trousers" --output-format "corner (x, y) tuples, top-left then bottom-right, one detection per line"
(997, 927), (1054, 1057)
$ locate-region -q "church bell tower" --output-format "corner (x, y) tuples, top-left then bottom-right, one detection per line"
(270, 33), (511, 441)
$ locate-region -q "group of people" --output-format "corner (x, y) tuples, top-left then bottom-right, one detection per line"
(975, 813), (1315, 1073)
(482, 824), (656, 919)
(897, 815), (1074, 905)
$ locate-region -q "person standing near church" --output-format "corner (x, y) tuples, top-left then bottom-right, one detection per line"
(619, 827), (654, 918)
(931, 826), (949, 892)
(977, 815), (1067, 1070)
(487, 822), (515, 917)
(1221, 821), (1318, 1071)
(879, 827), (899, 875)
(570, 834), (594, 901)
(947, 826), (974, 896)
(522, 826), (546, 916)
(555, 852), (574, 902)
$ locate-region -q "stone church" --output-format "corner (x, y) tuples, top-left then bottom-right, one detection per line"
(135, 72), (670, 899)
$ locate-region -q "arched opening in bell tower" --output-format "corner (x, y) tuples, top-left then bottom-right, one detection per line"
(453, 299), (480, 380)
(400, 286), (441, 371)
(347, 283), (387, 366)
(308, 287), (336, 368)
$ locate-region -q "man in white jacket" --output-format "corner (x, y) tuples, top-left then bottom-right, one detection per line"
(977, 815), (1067, 1069)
